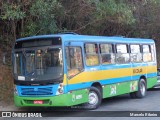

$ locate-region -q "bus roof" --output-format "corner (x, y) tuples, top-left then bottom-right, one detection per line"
(16, 34), (155, 44)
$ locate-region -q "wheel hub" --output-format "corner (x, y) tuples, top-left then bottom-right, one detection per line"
(88, 92), (98, 105)
(140, 82), (146, 96)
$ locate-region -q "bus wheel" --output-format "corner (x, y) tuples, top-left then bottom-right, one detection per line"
(130, 79), (146, 99)
(85, 87), (102, 110)
(136, 79), (146, 98)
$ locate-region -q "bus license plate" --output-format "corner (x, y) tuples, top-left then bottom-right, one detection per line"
(34, 100), (43, 104)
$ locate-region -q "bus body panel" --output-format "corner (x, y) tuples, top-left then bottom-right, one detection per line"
(13, 34), (157, 107)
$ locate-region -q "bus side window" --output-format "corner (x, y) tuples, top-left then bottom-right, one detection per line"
(85, 43), (99, 66)
(66, 47), (83, 78)
(100, 44), (115, 64)
(151, 45), (155, 62)
(142, 45), (152, 62)
(116, 44), (130, 64)
(130, 44), (142, 62)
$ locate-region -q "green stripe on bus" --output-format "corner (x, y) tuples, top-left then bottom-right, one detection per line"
(147, 77), (157, 88)
(102, 77), (157, 98)
(102, 80), (138, 98)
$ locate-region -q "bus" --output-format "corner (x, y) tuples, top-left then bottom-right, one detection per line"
(12, 33), (157, 109)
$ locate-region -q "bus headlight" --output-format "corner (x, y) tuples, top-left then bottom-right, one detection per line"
(14, 85), (18, 95)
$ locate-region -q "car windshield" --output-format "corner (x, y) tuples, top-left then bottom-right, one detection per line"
(13, 47), (63, 82)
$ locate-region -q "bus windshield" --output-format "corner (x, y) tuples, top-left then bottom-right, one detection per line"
(13, 47), (63, 82)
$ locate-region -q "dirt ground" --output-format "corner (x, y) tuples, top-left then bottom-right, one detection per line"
(0, 101), (18, 111)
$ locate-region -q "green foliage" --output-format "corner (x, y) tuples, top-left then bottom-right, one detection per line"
(22, 20), (37, 37)
(0, 0), (159, 48)
(93, 0), (118, 16)
(24, 0), (62, 36)
(116, 2), (135, 25)
(88, 0), (135, 25)
(0, 0), (159, 40)
(1, 3), (25, 20)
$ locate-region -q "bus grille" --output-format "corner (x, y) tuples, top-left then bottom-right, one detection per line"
(21, 87), (53, 95)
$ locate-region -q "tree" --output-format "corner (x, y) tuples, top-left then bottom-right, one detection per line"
(1, 1), (25, 43)
(24, 0), (61, 36)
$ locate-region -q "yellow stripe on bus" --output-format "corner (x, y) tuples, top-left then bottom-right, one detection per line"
(67, 65), (157, 85)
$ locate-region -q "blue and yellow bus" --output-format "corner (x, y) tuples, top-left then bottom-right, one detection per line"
(12, 33), (157, 109)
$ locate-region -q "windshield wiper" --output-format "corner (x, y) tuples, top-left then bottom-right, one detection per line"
(26, 71), (35, 76)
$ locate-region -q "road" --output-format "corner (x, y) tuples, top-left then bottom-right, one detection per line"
(1, 88), (160, 120)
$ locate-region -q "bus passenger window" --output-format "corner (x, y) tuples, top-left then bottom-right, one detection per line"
(130, 45), (142, 62)
(142, 45), (152, 62)
(66, 47), (83, 78)
(85, 43), (99, 66)
(116, 44), (129, 64)
(151, 45), (155, 62)
(100, 44), (115, 64)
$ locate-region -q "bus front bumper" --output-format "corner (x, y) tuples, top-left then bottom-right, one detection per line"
(14, 89), (88, 107)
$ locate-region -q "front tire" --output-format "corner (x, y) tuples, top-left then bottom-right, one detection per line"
(84, 87), (102, 110)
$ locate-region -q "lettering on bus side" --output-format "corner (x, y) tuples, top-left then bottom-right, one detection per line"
(133, 68), (143, 74)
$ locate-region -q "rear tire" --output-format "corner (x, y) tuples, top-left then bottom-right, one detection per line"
(130, 79), (146, 99)
(84, 87), (102, 110)
(136, 79), (146, 98)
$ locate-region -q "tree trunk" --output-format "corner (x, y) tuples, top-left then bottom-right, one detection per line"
(12, 20), (17, 41)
